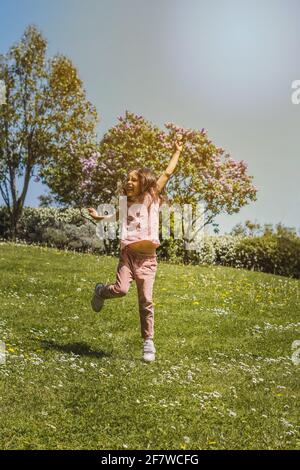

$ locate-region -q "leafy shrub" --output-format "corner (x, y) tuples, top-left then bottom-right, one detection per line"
(0, 206), (104, 253)
(41, 227), (69, 248)
(226, 235), (300, 278)
(275, 236), (300, 278)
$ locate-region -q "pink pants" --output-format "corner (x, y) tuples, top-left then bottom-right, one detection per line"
(99, 247), (158, 340)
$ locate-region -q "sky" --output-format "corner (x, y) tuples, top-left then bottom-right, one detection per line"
(1, 0), (300, 235)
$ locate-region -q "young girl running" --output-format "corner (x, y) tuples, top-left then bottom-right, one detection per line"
(87, 137), (183, 362)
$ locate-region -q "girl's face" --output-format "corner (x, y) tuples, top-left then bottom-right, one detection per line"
(126, 171), (141, 199)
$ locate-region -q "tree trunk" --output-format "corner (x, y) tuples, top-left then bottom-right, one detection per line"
(8, 203), (23, 242)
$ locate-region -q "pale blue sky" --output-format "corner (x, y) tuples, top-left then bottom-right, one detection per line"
(1, 0), (299, 234)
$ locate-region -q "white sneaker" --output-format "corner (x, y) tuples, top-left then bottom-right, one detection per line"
(143, 339), (156, 362)
(91, 283), (105, 312)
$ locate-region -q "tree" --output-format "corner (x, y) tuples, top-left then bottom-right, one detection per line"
(37, 193), (55, 208)
(0, 25), (98, 240)
(275, 222), (297, 239)
(77, 111), (258, 236)
(230, 221), (298, 238)
(229, 222), (247, 237)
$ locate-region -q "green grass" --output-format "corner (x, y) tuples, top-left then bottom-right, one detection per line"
(0, 241), (299, 450)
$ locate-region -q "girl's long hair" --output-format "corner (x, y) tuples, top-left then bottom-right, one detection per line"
(118, 167), (168, 205)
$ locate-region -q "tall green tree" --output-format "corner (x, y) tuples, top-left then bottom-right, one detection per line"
(77, 111), (257, 235)
(0, 25), (98, 240)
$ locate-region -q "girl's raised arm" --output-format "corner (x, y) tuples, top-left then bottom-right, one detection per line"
(156, 136), (183, 193)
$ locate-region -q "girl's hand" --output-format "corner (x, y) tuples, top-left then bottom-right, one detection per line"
(87, 207), (99, 219)
(174, 134), (184, 152)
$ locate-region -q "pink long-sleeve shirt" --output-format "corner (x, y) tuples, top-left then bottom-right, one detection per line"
(120, 192), (160, 251)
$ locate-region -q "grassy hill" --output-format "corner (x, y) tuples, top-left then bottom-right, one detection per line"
(0, 241), (299, 450)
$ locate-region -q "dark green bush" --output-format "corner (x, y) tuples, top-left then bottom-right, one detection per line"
(233, 235), (300, 278)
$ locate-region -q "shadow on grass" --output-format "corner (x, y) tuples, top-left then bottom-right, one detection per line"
(40, 340), (111, 359)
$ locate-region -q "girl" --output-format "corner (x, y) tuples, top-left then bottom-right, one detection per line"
(87, 137), (183, 362)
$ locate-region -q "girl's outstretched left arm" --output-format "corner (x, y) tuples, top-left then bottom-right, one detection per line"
(157, 135), (183, 193)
